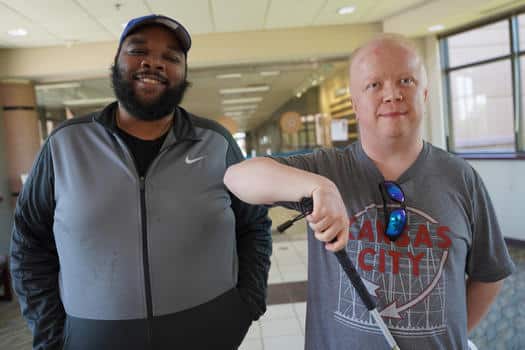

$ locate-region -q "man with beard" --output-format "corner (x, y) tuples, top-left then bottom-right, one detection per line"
(10, 15), (272, 350)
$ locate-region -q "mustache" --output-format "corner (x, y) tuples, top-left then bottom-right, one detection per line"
(132, 69), (168, 84)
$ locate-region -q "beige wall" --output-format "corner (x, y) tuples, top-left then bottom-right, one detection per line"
(0, 23), (382, 82)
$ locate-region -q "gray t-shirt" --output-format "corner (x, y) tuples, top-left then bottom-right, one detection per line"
(273, 141), (515, 350)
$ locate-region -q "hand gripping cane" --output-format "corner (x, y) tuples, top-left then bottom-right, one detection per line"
(277, 198), (400, 350)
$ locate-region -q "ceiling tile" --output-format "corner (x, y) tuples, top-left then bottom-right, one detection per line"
(212, 0), (269, 32)
(147, 0), (214, 34)
(1, 0), (112, 43)
(0, 1), (60, 47)
(383, 0), (525, 36)
(360, 0), (428, 23)
(265, 0), (325, 29)
(313, 0), (375, 26)
(75, 0), (151, 39)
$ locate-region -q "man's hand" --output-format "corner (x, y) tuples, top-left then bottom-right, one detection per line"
(307, 183), (349, 252)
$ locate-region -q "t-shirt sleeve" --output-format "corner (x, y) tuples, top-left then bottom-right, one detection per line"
(466, 168), (516, 282)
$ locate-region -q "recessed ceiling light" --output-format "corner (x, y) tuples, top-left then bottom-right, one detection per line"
(224, 111), (243, 116)
(216, 73), (242, 79)
(337, 6), (355, 15)
(222, 97), (263, 105)
(428, 24), (445, 32)
(223, 104), (258, 111)
(260, 71), (280, 77)
(63, 98), (115, 106)
(224, 111), (253, 117)
(220, 86), (270, 95)
(35, 82), (81, 90)
(8, 28), (28, 37)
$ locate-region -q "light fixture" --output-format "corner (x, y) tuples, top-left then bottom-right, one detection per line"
(216, 73), (242, 79)
(428, 24), (445, 32)
(337, 6), (355, 15)
(63, 97), (115, 106)
(219, 86), (270, 95)
(8, 28), (28, 37)
(223, 104), (258, 111)
(222, 97), (263, 105)
(224, 111), (249, 117)
(260, 71), (280, 77)
(35, 82), (81, 90)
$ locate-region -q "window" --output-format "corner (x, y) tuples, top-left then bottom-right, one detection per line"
(449, 61), (514, 152)
(441, 16), (524, 156)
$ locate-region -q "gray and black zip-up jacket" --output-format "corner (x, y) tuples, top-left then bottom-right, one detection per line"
(10, 102), (272, 350)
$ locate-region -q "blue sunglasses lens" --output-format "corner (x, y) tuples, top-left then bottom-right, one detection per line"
(386, 208), (407, 238)
(384, 182), (405, 203)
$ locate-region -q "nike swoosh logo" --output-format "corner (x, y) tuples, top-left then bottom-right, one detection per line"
(185, 155), (206, 164)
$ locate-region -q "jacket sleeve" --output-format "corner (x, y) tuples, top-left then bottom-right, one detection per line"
(226, 142), (272, 321)
(10, 140), (65, 350)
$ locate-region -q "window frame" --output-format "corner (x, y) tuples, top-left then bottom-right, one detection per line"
(439, 10), (525, 159)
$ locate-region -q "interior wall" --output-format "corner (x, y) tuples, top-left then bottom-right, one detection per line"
(0, 23), (382, 81)
(468, 160), (524, 240)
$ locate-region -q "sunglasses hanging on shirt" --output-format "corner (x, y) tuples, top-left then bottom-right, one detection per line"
(378, 181), (407, 241)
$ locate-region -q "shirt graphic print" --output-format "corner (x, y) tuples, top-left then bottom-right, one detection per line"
(335, 203), (451, 338)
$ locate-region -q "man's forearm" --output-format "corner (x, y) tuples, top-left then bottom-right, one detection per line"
(226, 156), (349, 252)
(466, 278), (503, 332)
(224, 157), (334, 205)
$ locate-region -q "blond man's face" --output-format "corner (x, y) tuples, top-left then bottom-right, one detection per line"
(349, 42), (429, 142)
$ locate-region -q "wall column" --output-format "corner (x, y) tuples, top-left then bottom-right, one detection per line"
(0, 81), (41, 204)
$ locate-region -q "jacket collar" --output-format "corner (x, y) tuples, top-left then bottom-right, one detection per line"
(94, 101), (201, 143)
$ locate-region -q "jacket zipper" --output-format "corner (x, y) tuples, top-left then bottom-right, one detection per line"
(139, 176), (154, 346)
(113, 129), (174, 347)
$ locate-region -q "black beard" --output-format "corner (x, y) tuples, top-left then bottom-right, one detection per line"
(110, 64), (189, 121)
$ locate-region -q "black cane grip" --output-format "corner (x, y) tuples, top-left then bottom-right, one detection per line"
(277, 220), (294, 233)
(299, 197), (313, 215)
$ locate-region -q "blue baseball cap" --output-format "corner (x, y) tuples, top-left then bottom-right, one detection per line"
(119, 14), (192, 53)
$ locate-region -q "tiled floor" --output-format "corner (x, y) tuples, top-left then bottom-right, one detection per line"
(240, 302), (306, 350)
(268, 240), (308, 284)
